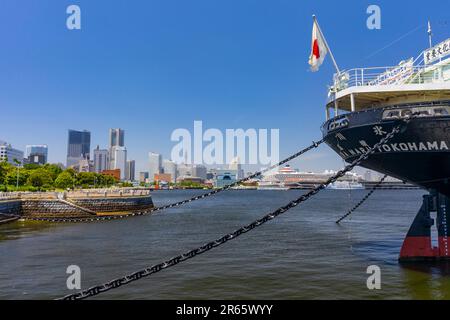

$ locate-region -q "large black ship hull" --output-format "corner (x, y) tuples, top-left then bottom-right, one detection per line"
(322, 101), (450, 196)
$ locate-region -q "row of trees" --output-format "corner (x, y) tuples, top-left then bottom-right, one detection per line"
(0, 162), (118, 191)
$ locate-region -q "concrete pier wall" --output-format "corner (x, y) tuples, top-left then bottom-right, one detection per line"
(72, 196), (154, 213)
(0, 193), (154, 219)
(0, 200), (22, 215)
(21, 200), (95, 218)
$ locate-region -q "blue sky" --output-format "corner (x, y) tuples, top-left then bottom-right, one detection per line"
(1, 0), (449, 173)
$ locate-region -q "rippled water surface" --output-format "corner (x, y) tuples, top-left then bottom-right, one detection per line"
(2, 189), (450, 300)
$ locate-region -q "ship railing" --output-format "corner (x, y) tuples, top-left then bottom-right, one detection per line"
(329, 63), (448, 96)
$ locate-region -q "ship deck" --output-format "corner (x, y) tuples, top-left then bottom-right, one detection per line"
(325, 55), (450, 117)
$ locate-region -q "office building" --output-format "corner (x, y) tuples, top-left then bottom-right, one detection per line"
(148, 152), (162, 182)
(139, 172), (149, 183)
(110, 146), (127, 180)
(177, 163), (192, 179)
(71, 159), (94, 173)
(102, 169), (121, 181)
(154, 173), (172, 183)
(109, 128), (125, 169)
(0, 140), (24, 165)
(125, 160), (135, 181)
(109, 128), (125, 148)
(25, 145), (48, 165)
(66, 129), (91, 167)
(162, 159), (177, 183)
(229, 157), (244, 179)
(93, 146), (109, 173)
(192, 164), (207, 181)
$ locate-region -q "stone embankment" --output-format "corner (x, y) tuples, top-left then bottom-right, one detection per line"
(0, 188), (154, 223)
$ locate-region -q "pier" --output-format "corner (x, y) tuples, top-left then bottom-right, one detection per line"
(0, 188), (154, 223)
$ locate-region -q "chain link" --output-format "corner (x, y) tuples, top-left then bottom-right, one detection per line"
(335, 174), (388, 224)
(20, 140), (324, 223)
(59, 118), (411, 300)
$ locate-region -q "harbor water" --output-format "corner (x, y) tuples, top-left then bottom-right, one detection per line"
(1, 189), (450, 300)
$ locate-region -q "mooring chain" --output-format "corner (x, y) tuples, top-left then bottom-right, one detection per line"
(60, 118), (409, 300)
(335, 174), (388, 224)
(20, 139), (325, 223)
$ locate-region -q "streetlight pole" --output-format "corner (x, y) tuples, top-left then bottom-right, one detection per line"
(13, 159), (20, 190)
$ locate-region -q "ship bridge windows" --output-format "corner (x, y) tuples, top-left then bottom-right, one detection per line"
(384, 110), (400, 119)
(383, 105), (450, 120)
(401, 109), (413, 118)
(416, 110), (432, 117)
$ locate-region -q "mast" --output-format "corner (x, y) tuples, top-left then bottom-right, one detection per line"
(428, 20), (433, 48)
(312, 15), (341, 74)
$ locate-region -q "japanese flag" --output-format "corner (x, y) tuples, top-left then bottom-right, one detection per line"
(308, 20), (328, 72)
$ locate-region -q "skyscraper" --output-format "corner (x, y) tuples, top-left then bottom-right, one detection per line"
(148, 152), (162, 182)
(110, 146), (127, 180)
(66, 129), (91, 167)
(25, 144), (48, 165)
(125, 160), (136, 181)
(93, 145), (109, 173)
(109, 128), (125, 148)
(162, 159), (177, 183)
(109, 128), (125, 169)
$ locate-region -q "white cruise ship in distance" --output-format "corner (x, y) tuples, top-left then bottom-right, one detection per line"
(258, 165), (363, 189)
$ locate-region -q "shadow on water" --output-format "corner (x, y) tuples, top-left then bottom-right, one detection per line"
(353, 239), (450, 299)
(399, 262), (450, 300)
(400, 261), (450, 276)
(0, 220), (61, 242)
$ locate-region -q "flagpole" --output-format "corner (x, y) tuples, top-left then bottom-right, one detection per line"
(312, 15), (341, 74)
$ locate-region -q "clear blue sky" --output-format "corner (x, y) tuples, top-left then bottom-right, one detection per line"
(1, 0), (449, 173)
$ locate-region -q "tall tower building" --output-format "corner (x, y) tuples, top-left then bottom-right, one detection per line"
(148, 152), (162, 182)
(66, 129), (91, 167)
(93, 145), (109, 173)
(110, 146), (127, 180)
(109, 128), (125, 169)
(109, 128), (125, 148)
(125, 160), (136, 181)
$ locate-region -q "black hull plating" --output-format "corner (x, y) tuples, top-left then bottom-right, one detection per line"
(322, 101), (450, 196)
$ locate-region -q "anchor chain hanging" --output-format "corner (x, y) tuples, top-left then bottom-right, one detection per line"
(335, 174), (388, 224)
(60, 117), (411, 300)
(21, 139), (325, 223)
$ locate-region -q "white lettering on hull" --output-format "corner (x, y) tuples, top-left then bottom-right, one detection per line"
(338, 140), (449, 159)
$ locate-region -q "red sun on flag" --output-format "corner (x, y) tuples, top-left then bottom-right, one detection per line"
(308, 19), (328, 72)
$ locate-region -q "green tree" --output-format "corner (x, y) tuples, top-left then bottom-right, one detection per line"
(43, 163), (63, 180)
(0, 162), (11, 185)
(27, 169), (53, 188)
(76, 172), (97, 186)
(23, 163), (41, 170)
(54, 171), (75, 189)
(5, 169), (28, 186)
(98, 174), (116, 186)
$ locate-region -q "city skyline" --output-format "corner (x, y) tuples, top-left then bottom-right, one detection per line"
(1, 1), (449, 174)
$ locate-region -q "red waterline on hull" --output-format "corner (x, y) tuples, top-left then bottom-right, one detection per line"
(400, 237), (450, 261)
